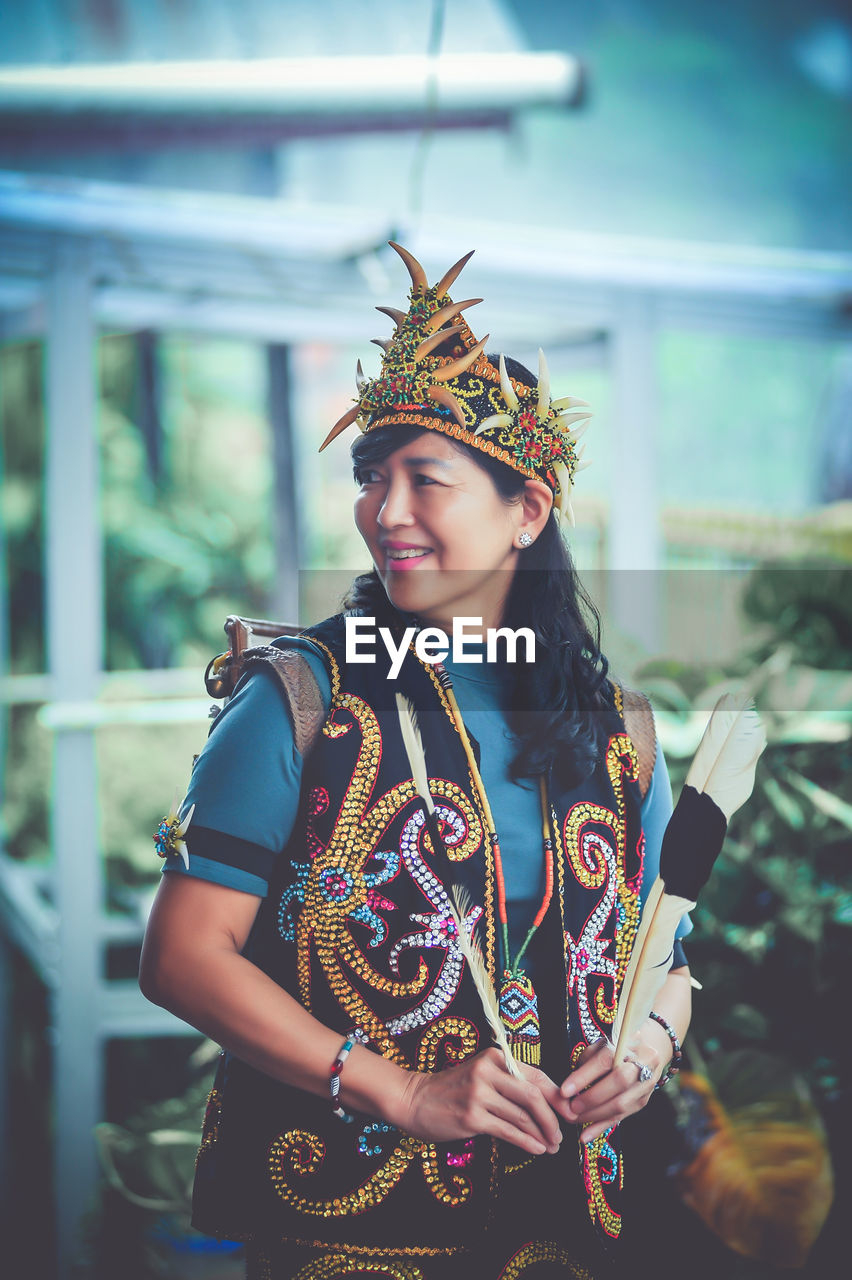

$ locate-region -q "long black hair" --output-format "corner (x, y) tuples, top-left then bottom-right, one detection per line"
(345, 359), (613, 789)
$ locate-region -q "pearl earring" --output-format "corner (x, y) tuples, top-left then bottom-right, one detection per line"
(518, 532), (534, 548)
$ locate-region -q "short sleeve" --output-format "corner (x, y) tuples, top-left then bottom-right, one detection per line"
(160, 636), (332, 897)
(640, 744), (693, 945)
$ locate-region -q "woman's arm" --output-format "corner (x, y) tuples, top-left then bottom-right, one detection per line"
(558, 965), (692, 1142)
(139, 873), (566, 1156)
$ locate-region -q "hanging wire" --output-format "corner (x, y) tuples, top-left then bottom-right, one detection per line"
(407, 0), (447, 224)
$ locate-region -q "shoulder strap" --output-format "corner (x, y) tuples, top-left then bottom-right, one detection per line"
(613, 682), (657, 800)
(240, 645), (326, 759)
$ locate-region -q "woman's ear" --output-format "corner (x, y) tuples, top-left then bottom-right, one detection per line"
(515, 479), (553, 546)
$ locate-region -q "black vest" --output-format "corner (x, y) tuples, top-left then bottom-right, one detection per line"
(192, 615), (645, 1251)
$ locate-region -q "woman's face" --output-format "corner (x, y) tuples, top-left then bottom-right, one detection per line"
(353, 431), (525, 632)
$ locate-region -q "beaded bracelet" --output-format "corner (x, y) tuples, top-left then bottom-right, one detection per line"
(329, 1036), (356, 1123)
(329, 1028), (370, 1123)
(648, 1011), (682, 1088)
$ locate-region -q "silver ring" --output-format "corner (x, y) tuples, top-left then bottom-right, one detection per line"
(625, 1052), (654, 1084)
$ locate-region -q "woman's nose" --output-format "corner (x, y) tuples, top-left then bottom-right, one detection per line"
(377, 477), (414, 528)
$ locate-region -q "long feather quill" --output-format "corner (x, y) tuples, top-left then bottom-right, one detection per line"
(612, 692), (766, 1062)
(396, 693), (435, 815)
(450, 887), (521, 1078)
(395, 694), (521, 1078)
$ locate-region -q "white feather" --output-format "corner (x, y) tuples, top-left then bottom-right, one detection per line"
(611, 877), (695, 1061)
(685, 692), (767, 820)
(450, 886), (521, 1078)
(395, 694), (435, 814)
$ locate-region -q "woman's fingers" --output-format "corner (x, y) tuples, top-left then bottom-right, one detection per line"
(487, 1116), (550, 1155)
(402, 1048), (565, 1152)
(486, 1092), (559, 1152)
(574, 1080), (650, 1130)
(560, 1036), (612, 1099)
(568, 1058), (639, 1116)
(495, 1073), (562, 1151)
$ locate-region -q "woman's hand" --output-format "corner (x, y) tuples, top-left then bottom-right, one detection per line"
(397, 1047), (567, 1156)
(559, 1018), (671, 1145)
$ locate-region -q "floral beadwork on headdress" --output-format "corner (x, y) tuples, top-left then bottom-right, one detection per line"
(320, 242), (592, 524)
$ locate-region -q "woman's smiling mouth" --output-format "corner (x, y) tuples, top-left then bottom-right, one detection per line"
(383, 543), (433, 568)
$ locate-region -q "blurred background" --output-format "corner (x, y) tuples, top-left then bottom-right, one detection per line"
(0, 1), (849, 1276)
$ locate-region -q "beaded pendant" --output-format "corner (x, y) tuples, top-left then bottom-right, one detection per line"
(499, 970), (542, 1067)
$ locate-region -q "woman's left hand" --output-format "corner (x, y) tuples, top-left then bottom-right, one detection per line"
(558, 1018), (671, 1145)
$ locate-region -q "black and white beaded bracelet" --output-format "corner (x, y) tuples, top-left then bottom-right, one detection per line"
(648, 1010), (682, 1088)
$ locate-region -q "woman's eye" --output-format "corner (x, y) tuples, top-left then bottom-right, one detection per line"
(359, 469), (381, 484)
(414, 473), (438, 486)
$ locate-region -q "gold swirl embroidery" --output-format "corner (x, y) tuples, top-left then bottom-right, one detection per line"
(357, 775), (482, 865)
(292, 1254), (426, 1280)
(595, 984), (615, 1025)
(282, 1238), (462, 1258)
(415, 1018), (478, 1207)
(498, 1242), (594, 1279)
(561, 735), (642, 1002)
(418, 1145), (471, 1208)
(298, 693), (428, 1061)
(605, 733), (641, 988)
(416, 1017), (478, 1070)
(563, 799), (614, 889)
(268, 1021), (481, 1219)
(557, 736), (639, 1240)
(446, 375), (489, 427)
(269, 1130), (423, 1217)
(583, 1134), (622, 1239)
(306, 636), (342, 703)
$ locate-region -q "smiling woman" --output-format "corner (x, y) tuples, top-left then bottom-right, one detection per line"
(140, 244), (692, 1280)
(352, 429), (551, 635)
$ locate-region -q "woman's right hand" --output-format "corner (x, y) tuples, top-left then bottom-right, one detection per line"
(396, 1047), (566, 1155)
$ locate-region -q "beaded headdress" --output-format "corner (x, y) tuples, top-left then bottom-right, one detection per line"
(320, 243), (592, 524)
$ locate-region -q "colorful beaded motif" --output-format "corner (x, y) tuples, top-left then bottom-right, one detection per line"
(498, 973), (541, 1066)
(293, 687), (484, 1064)
(552, 732), (642, 1240)
(152, 800), (194, 868)
(582, 1127), (623, 1239)
(358, 1121), (395, 1158)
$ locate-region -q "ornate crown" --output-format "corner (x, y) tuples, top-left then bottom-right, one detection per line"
(320, 243), (591, 524)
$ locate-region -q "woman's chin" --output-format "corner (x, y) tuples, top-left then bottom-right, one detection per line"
(382, 574), (440, 618)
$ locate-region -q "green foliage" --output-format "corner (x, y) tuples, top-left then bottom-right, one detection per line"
(99, 334), (276, 671)
(0, 334), (277, 677)
(640, 564), (851, 1112)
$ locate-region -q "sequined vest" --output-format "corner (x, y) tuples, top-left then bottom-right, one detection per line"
(192, 615), (645, 1251)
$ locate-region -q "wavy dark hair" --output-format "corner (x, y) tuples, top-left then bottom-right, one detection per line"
(345, 357), (613, 789)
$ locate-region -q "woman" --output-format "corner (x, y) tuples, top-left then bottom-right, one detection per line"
(141, 244), (692, 1279)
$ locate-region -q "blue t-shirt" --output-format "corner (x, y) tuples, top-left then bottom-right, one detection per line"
(164, 638), (691, 961)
